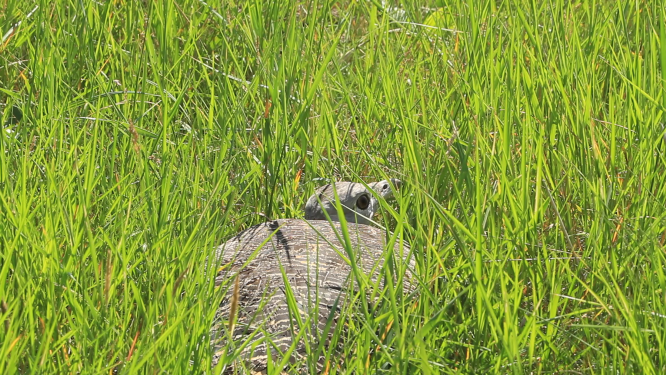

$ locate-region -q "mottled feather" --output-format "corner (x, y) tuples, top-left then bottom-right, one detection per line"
(211, 181), (411, 373)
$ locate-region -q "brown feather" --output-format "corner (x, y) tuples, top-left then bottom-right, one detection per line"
(210, 219), (412, 372)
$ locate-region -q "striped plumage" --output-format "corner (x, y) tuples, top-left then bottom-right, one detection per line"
(211, 180), (411, 373)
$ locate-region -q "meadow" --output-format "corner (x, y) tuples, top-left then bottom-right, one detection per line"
(1, 0), (666, 373)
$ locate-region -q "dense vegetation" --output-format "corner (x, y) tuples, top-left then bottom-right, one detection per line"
(1, 0), (665, 373)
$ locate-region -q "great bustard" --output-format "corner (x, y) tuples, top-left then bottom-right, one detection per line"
(211, 180), (412, 373)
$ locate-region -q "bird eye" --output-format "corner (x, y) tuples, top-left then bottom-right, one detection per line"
(356, 194), (370, 210)
(382, 183), (388, 190)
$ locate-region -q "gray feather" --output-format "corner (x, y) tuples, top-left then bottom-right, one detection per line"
(210, 180), (411, 373)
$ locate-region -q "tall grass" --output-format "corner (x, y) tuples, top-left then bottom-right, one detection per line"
(1, 0), (665, 373)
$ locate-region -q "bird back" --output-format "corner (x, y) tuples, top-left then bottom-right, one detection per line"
(211, 219), (412, 372)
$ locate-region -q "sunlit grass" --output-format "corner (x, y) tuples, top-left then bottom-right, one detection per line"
(1, 0), (665, 373)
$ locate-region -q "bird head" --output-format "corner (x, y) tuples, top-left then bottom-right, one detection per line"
(303, 179), (401, 225)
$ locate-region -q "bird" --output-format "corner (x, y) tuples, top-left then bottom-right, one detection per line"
(210, 179), (412, 373)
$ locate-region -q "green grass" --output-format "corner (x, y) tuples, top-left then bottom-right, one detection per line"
(1, 0), (666, 373)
